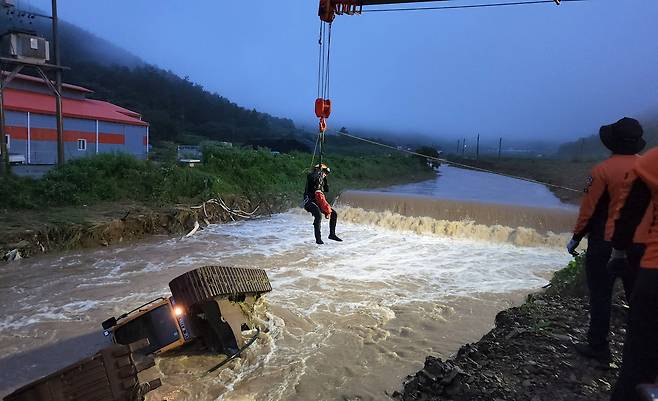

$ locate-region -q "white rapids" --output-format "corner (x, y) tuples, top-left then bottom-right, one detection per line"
(0, 209), (570, 401)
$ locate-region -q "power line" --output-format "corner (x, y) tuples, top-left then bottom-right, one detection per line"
(361, 0), (587, 13)
(335, 130), (581, 193)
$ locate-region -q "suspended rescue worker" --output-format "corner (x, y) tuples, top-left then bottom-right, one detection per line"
(608, 147), (658, 401)
(566, 117), (648, 362)
(303, 164), (342, 244)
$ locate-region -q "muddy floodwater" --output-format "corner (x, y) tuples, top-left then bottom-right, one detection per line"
(379, 165), (576, 209)
(0, 167), (573, 401)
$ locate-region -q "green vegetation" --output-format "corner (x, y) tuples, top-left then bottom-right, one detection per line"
(547, 254), (586, 294)
(0, 147), (434, 210)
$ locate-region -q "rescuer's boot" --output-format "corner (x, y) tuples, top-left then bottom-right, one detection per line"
(574, 342), (611, 363)
(328, 211), (341, 241)
(315, 224), (324, 245)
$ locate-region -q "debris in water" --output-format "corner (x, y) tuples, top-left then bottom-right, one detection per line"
(184, 220), (201, 238)
(4, 249), (22, 262)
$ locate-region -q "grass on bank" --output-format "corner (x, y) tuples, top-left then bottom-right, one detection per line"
(0, 145), (435, 210)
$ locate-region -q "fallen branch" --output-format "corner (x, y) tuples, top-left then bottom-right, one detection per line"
(191, 197), (261, 222)
(184, 221), (201, 238)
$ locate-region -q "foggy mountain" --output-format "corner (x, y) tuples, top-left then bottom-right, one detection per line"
(557, 118), (658, 161)
(1, 5), (311, 152)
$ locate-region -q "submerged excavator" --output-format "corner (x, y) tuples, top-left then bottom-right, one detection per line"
(4, 266), (272, 401)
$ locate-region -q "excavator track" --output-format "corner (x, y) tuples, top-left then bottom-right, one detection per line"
(169, 265), (272, 309)
(3, 340), (160, 401)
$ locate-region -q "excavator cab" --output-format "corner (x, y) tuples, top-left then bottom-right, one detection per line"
(102, 265), (272, 356)
(102, 297), (192, 355)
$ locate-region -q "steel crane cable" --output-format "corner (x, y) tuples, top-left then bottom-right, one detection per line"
(310, 130), (321, 168)
(317, 21), (324, 100)
(314, 20), (334, 168)
(324, 23), (333, 101)
(360, 0), (586, 13)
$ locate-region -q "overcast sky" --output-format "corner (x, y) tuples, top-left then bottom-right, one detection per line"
(21, 0), (658, 141)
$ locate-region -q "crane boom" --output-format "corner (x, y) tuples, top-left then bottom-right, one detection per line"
(359, 0), (451, 5)
(319, 0), (560, 21)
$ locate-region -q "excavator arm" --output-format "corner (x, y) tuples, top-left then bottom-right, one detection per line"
(319, 0), (560, 21)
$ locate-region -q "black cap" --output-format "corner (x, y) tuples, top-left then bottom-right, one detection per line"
(599, 117), (645, 155)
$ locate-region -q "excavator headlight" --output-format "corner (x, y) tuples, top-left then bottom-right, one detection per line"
(174, 306), (184, 317)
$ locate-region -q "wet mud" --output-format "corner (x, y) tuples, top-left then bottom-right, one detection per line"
(399, 276), (627, 401)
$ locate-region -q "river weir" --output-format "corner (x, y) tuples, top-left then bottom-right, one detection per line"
(0, 167), (577, 401)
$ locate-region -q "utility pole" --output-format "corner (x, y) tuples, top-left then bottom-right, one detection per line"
(498, 137), (502, 160)
(462, 138), (466, 156)
(476, 133), (480, 161)
(0, 70), (7, 176)
(52, 0), (65, 166)
(456, 139), (460, 154)
(0, 2), (67, 175)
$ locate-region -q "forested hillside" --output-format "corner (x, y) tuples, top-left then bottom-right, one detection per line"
(64, 63), (304, 147)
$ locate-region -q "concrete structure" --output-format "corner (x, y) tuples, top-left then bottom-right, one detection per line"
(2, 73), (149, 164)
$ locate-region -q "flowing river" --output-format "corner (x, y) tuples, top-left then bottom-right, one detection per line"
(0, 166), (575, 401)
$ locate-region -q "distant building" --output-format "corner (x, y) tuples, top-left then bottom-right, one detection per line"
(2, 72), (149, 165)
(177, 145), (202, 166)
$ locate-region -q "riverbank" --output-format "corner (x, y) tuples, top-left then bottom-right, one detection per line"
(0, 195), (279, 260)
(1, 149), (435, 260)
(446, 157), (595, 204)
(397, 256), (627, 401)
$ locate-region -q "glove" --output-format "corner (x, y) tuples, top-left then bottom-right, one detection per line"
(607, 249), (629, 276)
(566, 238), (580, 256)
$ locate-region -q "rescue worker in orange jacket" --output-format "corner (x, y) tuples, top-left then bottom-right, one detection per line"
(303, 164), (342, 244)
(567, 117), (647, 362)
(608, 147), (658, 401)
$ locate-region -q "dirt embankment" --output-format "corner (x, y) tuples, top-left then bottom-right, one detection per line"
(0, 196), (292, 261)
(397, 263), (627, 401)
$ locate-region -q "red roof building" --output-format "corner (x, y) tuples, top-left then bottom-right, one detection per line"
(2, 72), (149, 165)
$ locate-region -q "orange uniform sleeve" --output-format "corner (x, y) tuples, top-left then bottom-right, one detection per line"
(314, 190), (332, 216)
(573, 165), (607, 240)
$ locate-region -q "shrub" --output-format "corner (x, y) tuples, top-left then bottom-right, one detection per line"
(3, 148), (433, 209)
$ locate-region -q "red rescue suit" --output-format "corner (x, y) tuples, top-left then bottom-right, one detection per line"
(314, 190), (332, 217)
